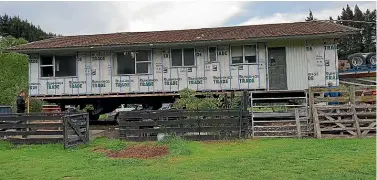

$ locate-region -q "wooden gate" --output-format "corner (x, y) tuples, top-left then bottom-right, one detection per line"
(63, 113), (89, 148)
(309, 85), (376, 138)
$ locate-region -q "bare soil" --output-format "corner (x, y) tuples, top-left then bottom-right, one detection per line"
(93, 145), (169, 159)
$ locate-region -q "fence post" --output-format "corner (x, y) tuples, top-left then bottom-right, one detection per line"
(295, 109), (302, 138)
(349, 85), (361, 137)
(86, 113), (90, 143)
(63, 115), (68, 149)
(313, 107), (321, 139)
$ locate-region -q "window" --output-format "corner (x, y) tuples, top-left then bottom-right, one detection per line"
(39, 55), (77, 77)
(208, 47), (217, 62)
(116, 50), (151, 75)
(171, 48), (195, 67)
(40, 56), (54, 77)
(231, 45), (257, 64)
(55, 55), (76, 77)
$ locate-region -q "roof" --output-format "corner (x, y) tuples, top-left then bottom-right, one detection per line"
(9, 21), (358, 51)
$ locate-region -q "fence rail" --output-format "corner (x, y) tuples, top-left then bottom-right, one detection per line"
(0, 112), (89, 148)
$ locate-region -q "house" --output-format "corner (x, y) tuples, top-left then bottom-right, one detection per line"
(8, 21), (358, 119)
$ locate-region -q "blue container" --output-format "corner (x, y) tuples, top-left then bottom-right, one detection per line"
(0, 106), (12, 114)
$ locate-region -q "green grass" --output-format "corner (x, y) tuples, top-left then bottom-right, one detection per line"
(0, 137), (375, 180)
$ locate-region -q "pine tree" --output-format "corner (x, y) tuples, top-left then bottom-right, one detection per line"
(0, 13), (59, 42)
(306, 9), (315, 21)
(363, 9), (377, 52)
(329, 16), (334, 23)
(352, 5), (365, 53)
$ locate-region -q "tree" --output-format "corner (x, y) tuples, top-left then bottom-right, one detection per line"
(306, 9), (315, 21)
(352, 5), (365, 53)
(329, 16), (335, 23)
(0, 36), (42, 112)
(335, 4), (376, 59)
(363, 9), (377, 52)
(0, 13), (60, 42)
(0, 35), (28, 53)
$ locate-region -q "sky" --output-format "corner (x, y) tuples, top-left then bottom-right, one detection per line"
(0, 1), (375, 36)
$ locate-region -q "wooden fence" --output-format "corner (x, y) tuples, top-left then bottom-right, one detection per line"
(309, 85), (376, 138)
(0, 112), (89, 148)
(118, 109), (250, 141)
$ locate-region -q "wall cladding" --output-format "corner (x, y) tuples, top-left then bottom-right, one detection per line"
(28, 39), (338, 96)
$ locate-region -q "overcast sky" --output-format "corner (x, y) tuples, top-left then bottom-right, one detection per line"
(0, 1), (375, 36)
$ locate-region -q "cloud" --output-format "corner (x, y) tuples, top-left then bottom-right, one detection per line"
(109, 1), (247, 32)
(0, 1), (247, 35)
(239, 1), (376, 26)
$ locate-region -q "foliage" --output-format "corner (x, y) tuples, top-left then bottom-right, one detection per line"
(173, 88), (219, 110)
(305, 9), (316, 21)
(0, 51), (28, 111)
(0, 36), (42, 112)
(0, 35), (27, 53)
(29, 99), (43, 112)
(307, 5), (376, 59)
(0, 138), (375, 179)
(173, 88), (244, 110)
(0, 14), (59, 42)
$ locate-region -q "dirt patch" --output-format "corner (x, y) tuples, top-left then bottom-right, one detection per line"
(93, 145), (169, 159)
(92, 147), (112, 154)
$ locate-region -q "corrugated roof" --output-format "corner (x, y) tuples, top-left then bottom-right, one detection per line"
(8, 21), (358, 51)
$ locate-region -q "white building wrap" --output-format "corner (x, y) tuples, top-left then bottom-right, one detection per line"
(27, 39), (338, 96)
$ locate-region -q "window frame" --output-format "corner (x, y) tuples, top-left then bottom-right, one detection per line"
(170, 48), (196, 67)
(39, 55), (77, 78)
(208, 46), (218, 62)
(115, 49), (152, 75)
(230, 44), (258, 65)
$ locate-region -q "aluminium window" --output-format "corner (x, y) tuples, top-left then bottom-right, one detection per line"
(171, 48), (195, 67)
(40, 55), (77, 77)
(116, 50), (152, 75)
(231, 45), (257, 64)
(208, 47), (217, 62)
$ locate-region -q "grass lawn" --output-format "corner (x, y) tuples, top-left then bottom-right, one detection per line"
(0, 137), (375, 180)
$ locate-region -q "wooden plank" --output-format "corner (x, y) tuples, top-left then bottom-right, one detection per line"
(313, 107), (321, 138)
(318, 112), (354, 116)
(356, 95), (376, 102)
(320, 128), (357, 131)
(119, 110), (243, 119)
(0, 123), (62, 129)
(63, 116), (68, 149)
(310, 87), (350, 93)
(0, 131), (63, 136)
(356, 112), (376, 116)
(67, 118), (86, 141)
(7, 138), (63, 144)
(253, 120), (300, 123)
(320, 120), (355, 123)
(314, 97), (350, 103)
(315, 105), (352, 110)
(119, 118), (246, 127)
(358, 119), (376, 123)
(361, 122), (376, 135)
(0, 116), (63, 121)
(253, 125), (307, 128)
(295, 109), (302, 138)
(120, 127), (241, 134)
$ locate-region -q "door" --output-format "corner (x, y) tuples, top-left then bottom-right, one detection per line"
(268, 47), (287, 90)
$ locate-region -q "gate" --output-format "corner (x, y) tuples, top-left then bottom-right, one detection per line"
(63, 113), (90, 148)
(0, 112), (89, 148)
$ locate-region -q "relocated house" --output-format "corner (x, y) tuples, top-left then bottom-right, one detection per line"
(8, 21), (358, 119)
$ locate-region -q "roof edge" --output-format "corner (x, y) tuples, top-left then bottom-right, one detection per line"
(8, 31), (356, 54)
